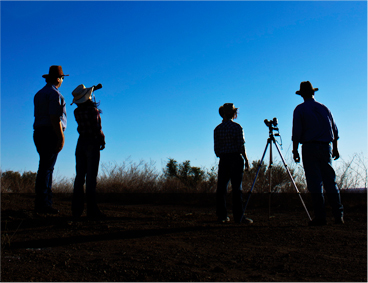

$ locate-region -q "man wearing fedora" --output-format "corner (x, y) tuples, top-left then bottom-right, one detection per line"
(292, 81), (344, 226)
(71, 84), (106, 218)
(33, 65), (68, 214)
(214, 103), (250, 223)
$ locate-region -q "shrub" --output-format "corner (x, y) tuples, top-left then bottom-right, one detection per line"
(1, 170), (37, 193)
(164, 159), (217, 193)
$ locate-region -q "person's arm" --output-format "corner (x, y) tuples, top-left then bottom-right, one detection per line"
(50, 115), (64, 153)
(292, 108), (302, 163)
(241, 147), (249, 171)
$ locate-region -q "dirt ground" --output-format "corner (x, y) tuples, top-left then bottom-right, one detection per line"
(1, 192), (367, 282)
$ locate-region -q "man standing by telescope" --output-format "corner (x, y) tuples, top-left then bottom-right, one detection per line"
(292, 81), (344, 226)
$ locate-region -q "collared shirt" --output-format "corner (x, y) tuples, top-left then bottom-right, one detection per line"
(292, 98), (339, 144)
(33, 84), (67, 130)
(214, 120), (245, 157)
(74, 101), (104, 142)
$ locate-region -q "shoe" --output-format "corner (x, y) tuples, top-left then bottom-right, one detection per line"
(335, 216), (345, 224)
(218, 217), (230, 224)
(237, 217), (254, 224)
(308, 218), (327, 226)
(35, 206), (59, 215)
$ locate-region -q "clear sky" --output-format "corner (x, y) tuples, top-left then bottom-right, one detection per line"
(1, 1), (367, 180)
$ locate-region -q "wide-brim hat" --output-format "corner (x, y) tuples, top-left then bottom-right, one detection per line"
(219, 103), (238, 118)
(42, 65), (69, 78)
(71, 84), (94, 105)
(296, 81), (319, 95)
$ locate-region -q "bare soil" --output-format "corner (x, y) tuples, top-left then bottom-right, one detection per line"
(1, 192), (367, 282)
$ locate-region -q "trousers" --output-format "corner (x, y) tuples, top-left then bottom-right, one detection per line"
(302, 142), (343, 220)
(216, 153), (244, 222)
(33, 126), (59, 208)
(72, 136), (101, 216)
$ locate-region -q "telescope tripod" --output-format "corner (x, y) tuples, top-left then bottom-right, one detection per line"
(240, 126), (312, 222)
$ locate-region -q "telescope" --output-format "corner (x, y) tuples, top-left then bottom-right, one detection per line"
(93, 83), (102, 91)
(264, 117), (279, 136)
(264, 117), (278, 128)
(241, 118), (312, 223)
(91, 84), (102, 104)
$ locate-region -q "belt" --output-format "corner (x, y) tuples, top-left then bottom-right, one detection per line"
(302, 141), (330, 145)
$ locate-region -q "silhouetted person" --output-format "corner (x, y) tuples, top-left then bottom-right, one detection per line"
(292, 81), (344, 226)
(214, 103), (250, 223)
(71, 84), (106, 218)
(33, 65), (68, 214)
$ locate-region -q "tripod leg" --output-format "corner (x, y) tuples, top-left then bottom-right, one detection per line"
(269, 141), (273, 219)
(273, 141), (312, 221)
(240, 139), (270, 222)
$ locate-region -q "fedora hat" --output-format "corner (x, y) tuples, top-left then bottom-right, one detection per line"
(71, 84), (94, 105)
(296, 81), (318, 95)
(42, 65), (69, 78)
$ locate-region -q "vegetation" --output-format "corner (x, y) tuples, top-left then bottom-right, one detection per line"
(1, 153), (367, 194)
(1, 170), (37, 193)
(242, 160), (307, 193)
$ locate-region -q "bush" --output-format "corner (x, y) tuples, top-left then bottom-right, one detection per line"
(1, 170), (37, 193)
(164, 159), (217, 193)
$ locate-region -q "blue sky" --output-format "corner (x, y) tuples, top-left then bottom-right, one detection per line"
(1, 1), (367, 180)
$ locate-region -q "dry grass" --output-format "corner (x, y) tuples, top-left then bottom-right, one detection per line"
(97, 160), (162, 193)
(1, 154), (367, 194)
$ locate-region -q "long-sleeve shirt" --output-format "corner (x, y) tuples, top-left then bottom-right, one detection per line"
(292, 98), (338, 144)
(34, 84), (67, 130)
(74, 101), (105, 144)
(214, 120), (245, 157)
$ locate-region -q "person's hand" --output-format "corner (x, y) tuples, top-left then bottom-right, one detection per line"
(244, 158), (249, 172)
(293, 151), (300, 163)
(332, 148), (340, 160)
(99, 134), (105, 150)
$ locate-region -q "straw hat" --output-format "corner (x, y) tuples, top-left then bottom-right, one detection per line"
(71, 84), (94, 105)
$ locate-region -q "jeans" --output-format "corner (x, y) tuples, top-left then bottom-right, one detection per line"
(216, 153), (244, 222)
(302, 143), (343, 220)
(72, 136), (101, 216)
(33, 126), (59, 208)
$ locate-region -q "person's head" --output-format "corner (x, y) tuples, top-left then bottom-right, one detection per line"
(71, 84), (94, 105)
(219, 103), (238, 120)
(42, 65), (69, 88)
(295, 81), (318, 99)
